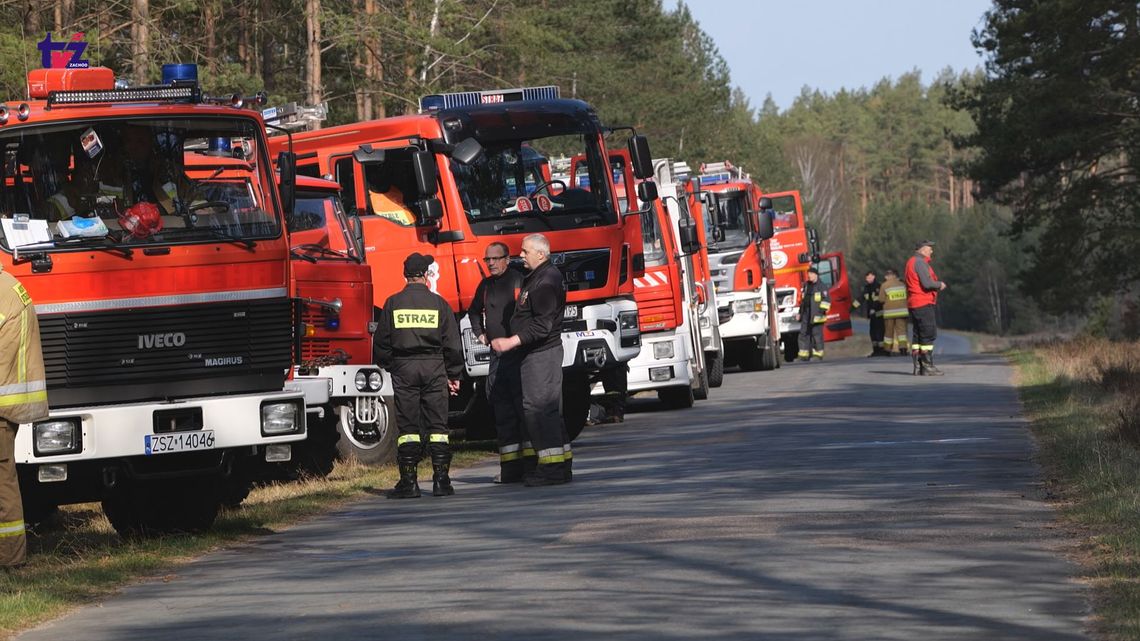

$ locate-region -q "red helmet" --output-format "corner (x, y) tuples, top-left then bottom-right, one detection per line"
(119, 202), (163, 238)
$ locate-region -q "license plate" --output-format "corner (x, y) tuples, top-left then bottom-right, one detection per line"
(564, 306), (579, 319)
(145, 430), (216, 455)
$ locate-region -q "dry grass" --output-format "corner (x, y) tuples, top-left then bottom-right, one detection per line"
(1014, 338), (1140, 640)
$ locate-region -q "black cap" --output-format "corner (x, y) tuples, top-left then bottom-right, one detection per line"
(808, 266), (819, 275)
(915, 239), (935, 250)
(403, 252), (434, 277)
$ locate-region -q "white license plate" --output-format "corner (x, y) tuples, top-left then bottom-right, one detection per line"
(564, 306), (579, 319)
(145, 430), (216, 455)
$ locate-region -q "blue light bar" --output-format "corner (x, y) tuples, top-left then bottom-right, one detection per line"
(698, 172), (732, 186)
(420, 86), (560, 112)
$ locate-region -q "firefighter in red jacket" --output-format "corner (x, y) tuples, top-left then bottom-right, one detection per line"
(0, 265), (49, 567)
(904, 240), (947, 376)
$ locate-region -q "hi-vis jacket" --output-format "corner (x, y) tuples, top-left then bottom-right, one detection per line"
(0, 267), (48, 425)
(878, 275), (909, 319)
(799, 280), (831, 325)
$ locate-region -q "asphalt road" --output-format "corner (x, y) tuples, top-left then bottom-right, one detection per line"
(18, 337), (1088, 640)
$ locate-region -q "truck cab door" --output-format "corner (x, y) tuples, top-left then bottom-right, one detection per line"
(816, 251), (853, 342)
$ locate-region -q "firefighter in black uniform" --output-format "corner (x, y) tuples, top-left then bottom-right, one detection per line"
(859, 271), (888, 356)
(467, 241), (530, 483)
(375, 253), (464, 498)
(491, 233), (571, 486)
(796, 266), (831, 361)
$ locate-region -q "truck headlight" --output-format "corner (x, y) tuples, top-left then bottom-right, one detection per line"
(733, 299), (763, 314)
(33, 418), (81, 456)
(261, 401), (303, 435)
(355, 371), (368, 391)
(653, 341), (675, 360)
(367, 370), (383, 391)
(618, 310), (640, 348)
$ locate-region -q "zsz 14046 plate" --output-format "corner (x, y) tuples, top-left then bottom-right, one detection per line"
(144, 430), (215, 455)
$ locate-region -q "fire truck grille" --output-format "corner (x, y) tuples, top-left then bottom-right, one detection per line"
(39, 297), (293, 408)
(637, 297), (678, 332)
(553, 248), (610, 292)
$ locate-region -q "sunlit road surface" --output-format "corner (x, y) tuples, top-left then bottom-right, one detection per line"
(18, 341), (1088, 640)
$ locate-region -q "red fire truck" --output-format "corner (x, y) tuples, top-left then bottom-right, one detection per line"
(759, 192), (853, 357)
(3, 65), (306, 536)
(286, 175), (394, 468)
(269, 86), (654, 440)
(696, 162), (779, 371)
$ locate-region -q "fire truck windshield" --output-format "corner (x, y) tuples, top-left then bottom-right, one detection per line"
(768, 194), (800, 230)
(450, 133), (616, 231)
(707, 190), (752, 251)
(290, 189), (362, 260)
(0, 117), (279, 252)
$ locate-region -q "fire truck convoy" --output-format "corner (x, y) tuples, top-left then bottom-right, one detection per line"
(269, 86), (654, 441)
(696, 162), (780, 371)
(285, 175), (395, 468)
(2, 65), (307, 536)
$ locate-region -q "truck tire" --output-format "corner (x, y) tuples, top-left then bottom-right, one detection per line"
(563, 373), (591, 442)
(103, 477), (221, 538)
(760, 334), (779, 371)
(659, 385), (695, 409)
(706, 352), (724, 388)
(335, 400), (396, 466)
(783, 333), (799, 363)
(693, 368), (710, 400)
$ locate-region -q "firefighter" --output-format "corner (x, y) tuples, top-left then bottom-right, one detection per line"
(375, 253), (464, 498)
(467, 242), (530, 483)
(0, 264), (49, 567)
(859, 271), (888, 357)
(878, 268), (910, 355)
(491, 233), (571, 486)
(904, 240), (947, 376)
(795, 267), (830, 361)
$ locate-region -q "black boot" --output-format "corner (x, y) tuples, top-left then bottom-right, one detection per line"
(387, 445), (422, 499)
(495, 459), (525, 484)
(431, 446), (455, 496)
(921, 353), (944, 376)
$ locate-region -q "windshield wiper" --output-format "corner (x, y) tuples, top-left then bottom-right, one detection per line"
(204, 227), (257, 251)
(20, 236), (135, 259)
(493, 221), (526, 234)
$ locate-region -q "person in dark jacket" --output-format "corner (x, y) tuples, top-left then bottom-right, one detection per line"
(491, 233), (571, 486)
(467, 241), (530, 483)
(859, 271), (888, 356)
(795, 267), (831, 361)
(375, 253), (464, 498)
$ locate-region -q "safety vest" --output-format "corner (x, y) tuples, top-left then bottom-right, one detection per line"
(904, 254), (939, 309)
(0, 268), (48, 424)
(879, 275), (909, 319)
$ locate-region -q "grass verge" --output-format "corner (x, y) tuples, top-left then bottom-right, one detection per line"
(0, 442), (495, 639)
(1013, 338), (1140, 640)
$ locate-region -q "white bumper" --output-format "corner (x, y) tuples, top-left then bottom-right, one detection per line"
(717, 291), (768, 341)
(561, 298), (641, 370)
(627, 329), (692, 393)
(15, 390), (307, 464)
(290, 364), (392, 407)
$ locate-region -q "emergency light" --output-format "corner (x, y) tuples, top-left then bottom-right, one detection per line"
(47, 85), (201, 108)
(419, 86), (560, 112)
(698, 172), (732, 186)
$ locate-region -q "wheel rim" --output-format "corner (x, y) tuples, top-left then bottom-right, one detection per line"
(341, 403), (388, 451)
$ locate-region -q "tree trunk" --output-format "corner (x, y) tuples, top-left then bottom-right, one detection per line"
(419, 0), (443, 84)
(131, 0), (149, 85)
(23, 1), (41, 36)
(305, 0), (322, 125)
(203, 2), (217, 74)
(261, 0), (275, 92)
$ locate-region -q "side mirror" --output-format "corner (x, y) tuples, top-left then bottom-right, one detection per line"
(807, 226), (820, 260)
(416, 197), (444, 226)
(757, 209), (774, 241)
(677, 221), (701, 256)
(627, 134), (653, 179)
(412, 150), (438, 197)
(758, 196), (772, 211)
(636, 181), (658, 203)
(353, 144), (385, 164)
(277, 151), (296, 217)
(452, 137), (484, 165)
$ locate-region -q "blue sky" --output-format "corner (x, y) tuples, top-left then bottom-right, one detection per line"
(684, 0), (993, 111)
